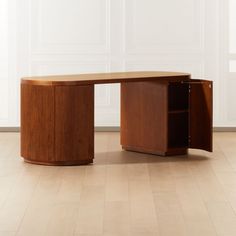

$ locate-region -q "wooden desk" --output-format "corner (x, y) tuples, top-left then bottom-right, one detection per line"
(21, 71), (212, 165)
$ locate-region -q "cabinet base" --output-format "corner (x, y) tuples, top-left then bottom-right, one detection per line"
(23, 158), (93, 166)
(122, 146), (187, 156)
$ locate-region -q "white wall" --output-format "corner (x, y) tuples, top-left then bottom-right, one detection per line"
(0, 0), (234, 127)
(0, 0), (18, 127)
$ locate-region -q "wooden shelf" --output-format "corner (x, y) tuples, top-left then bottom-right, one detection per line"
(168, 109), (189, 114)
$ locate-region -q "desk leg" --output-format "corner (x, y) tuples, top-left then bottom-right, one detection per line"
(21, 84), (94, 165)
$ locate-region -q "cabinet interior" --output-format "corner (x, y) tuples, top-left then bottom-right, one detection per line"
(168, 82), (189, 149)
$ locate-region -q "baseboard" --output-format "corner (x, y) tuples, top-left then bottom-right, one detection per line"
(213, 127), (236, 132)
(0, 127), (20, 132)
(0, 126), (121, 132)
(0, 126), (236, 132)
(94, 126), (120, 132)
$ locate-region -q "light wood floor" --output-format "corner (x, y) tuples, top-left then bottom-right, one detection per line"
(0, 132), (236, 236)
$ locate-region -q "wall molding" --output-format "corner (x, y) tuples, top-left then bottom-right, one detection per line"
(31, 0), (110, 54)
(1, 127), (236, 132)
(0, 127), (121, 132)
(1, 0), (231, 127)
(125, 0), (204, 54)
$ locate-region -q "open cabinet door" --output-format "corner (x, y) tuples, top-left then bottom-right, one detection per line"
(189, 80), (213, 152)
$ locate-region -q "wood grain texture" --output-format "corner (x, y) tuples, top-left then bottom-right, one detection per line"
(55, 85), (94, 164)
(21, 72), (213, 165)
(121, 81), (170, 155)
(2, 132), (236, 236)
(189, 80), (213, 152)
(21, 84), (54, 163)
(21, 84), (94, 165)
(120, 79), (212, 156)
(21, 71), (190, 86)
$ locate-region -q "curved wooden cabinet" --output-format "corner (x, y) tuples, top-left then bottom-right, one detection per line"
(21, 83), (94, 165)
(21, 71), (212, 165)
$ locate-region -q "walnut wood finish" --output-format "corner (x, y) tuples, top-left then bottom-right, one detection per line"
(21, 84), (94, 165)
(121, 81), (188, 156)
(21, 71), (212, 165)
(121, 81), (170, 156)
(21, 84), (54, 163)
(189, 80), (213, 152)
(55, 85), (94, 164)
(21, 71), (190, 86)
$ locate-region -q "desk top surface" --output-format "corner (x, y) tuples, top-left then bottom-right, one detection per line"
(21, 71), (191, 86)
